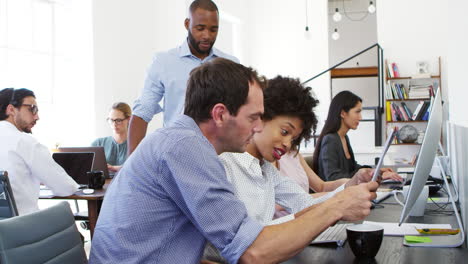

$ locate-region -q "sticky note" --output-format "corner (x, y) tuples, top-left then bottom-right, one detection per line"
(404, 236), (432, 243)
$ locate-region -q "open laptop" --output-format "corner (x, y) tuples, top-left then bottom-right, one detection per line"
(58, 147), (111, 179)
(52, 152), (94, 188)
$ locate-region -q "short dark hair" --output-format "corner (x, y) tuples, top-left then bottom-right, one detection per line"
(312, 90), (362, 173)
(0, 88), (36, 121)
(263, 76), (319, 152)
(184, 58), (266, 123)
(189, 0), (218, 14)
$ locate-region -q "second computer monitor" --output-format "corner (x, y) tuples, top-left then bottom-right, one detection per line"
(399, 89), (442, 225)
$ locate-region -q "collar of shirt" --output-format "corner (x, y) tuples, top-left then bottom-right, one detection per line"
(171, 115), (216, 152)
(229, 152), (275, 181)
(178, 38), (220, 61)
(0, 120), (17, 132)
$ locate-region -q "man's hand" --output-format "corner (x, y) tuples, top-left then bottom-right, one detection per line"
(330, 182), (378, 221)
(345, 168), (373, 187)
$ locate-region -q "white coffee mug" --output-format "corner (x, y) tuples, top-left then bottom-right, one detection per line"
(394, 185), (429, 217)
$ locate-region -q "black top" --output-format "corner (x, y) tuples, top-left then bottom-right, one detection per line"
(317, 133), (364, 181)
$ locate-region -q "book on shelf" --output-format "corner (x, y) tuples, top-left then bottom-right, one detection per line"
(400, 102), (413, 120)
(386, 101), (392, 121)
(392, 63), (400, 78)
(411, 101), (425, 120)
(386, 83), (409, 100)
(390, 103), (397, 121)
(408, 83), (438, 99)
(415, 101), (430, 121)
(387, 61), (394, 78)
(398, 105), (409, 121)
(422, 96), (435, 121)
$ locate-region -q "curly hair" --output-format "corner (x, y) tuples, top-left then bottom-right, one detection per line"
(263, 76), (319, 152)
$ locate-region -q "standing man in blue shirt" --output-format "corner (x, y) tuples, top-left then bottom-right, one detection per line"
(89, 58), (378, 263)
(128, 0), (237, 154)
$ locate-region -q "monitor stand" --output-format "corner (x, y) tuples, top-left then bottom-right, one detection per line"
(403, 156), (465, 247)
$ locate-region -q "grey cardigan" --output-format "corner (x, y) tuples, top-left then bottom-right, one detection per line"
(317, 133), (365, 181)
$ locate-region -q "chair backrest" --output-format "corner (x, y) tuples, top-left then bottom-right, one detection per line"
(0, 202), (87, 264)
(0, 171), (18, 219)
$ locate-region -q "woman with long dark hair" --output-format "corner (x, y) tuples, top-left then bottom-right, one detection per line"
(312, 91), (401, 181)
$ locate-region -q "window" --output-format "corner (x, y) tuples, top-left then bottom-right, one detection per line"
(0, 0), (94, 147)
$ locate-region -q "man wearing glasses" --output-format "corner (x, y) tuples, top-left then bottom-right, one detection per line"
(0, 88), (79, 215)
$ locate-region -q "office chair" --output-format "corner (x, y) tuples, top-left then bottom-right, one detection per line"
(74, 200), (90, 230)
(0, 202), (88, 264)
(0, 171), (18, 219)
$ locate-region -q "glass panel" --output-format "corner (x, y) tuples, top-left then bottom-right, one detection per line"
(8, 0), (32, 49)
(32, 0), (52, 53)
(0, 0), (7, 46)
(8, 49), (52, 101)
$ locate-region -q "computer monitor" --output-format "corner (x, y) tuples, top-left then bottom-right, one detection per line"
(399, 89), (442, 225)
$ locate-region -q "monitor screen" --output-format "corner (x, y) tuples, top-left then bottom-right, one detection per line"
(399, 89), (442, 225)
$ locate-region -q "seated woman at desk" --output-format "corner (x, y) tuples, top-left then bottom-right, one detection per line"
(91, 102), (131, 173)
(312, 91), (400, 182)
(202, 76), (377, 263)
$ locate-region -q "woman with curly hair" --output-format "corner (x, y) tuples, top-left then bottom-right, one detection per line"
(202, 76), (374, 263)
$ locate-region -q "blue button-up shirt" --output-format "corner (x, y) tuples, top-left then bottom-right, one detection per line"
(133, 40), (238, 126)
(89, 115), (264, 264)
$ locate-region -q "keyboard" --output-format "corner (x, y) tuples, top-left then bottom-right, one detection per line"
(310, 223), (350, 247)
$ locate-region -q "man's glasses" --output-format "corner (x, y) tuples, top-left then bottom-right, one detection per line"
(21, 104), (39, 115)
(107, 118), (126, 124)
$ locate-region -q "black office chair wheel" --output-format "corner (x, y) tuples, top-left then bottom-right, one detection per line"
(80, 221), (89, 230)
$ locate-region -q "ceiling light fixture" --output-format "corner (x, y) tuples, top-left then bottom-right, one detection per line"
(333, 8), (342, 22)
(368, 1), (376, 14)
(332, 28), (340, 40)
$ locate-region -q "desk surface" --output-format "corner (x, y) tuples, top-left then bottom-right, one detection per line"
(283, 197), (468, 264)
(39, 179), (111, 239)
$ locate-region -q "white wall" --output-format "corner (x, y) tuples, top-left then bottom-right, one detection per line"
(92, 0), (253, 139)
(242, 0), (330, 152)
(376, 0), (449, 162)
(93, 0), (186, 139)
(448, 0), (468, 125)
(92, 0), (330, 150)
(328, 0), (377, 67)
(324, 0), (379, 160)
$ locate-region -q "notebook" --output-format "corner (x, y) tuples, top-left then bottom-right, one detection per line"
(52, 152), (94, 187)
(310, 223), (350, 247)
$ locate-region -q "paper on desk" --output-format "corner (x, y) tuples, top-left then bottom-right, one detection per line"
(363, 221), (452, 236)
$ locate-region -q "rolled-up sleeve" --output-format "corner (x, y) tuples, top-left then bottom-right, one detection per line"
(133, 54), (165, 122)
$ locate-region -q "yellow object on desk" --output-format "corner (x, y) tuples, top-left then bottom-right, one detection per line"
(416, 228), (460, 235)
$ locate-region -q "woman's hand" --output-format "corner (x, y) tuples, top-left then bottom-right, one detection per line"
(381, 168), (403, 181)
